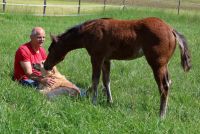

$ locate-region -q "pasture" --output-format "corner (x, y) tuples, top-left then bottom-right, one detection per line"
(0, 5), (200, 134)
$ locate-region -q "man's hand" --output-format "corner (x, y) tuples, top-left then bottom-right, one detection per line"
(40, 77), (56, 87)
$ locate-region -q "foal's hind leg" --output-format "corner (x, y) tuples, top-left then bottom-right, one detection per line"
(102, 60), (113, 103)
(152, 65), (171, 119)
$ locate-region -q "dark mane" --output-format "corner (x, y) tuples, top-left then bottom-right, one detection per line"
(58, 24), (81, 39)
(58, 18), (112, 39)
(99, 17), (112, 20)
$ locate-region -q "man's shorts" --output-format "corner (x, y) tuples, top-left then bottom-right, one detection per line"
(19, 79), (39, 89)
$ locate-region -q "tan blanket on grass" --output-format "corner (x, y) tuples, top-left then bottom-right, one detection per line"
(34, 63), (80, 97)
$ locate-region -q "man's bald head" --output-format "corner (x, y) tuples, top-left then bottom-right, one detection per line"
(31, 27), (45, 36)
(30, 27), (46, 50)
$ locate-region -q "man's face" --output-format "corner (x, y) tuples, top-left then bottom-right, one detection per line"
(31, 30), (45, 47)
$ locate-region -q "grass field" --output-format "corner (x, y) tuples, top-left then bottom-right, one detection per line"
(0, 3), (200, 134)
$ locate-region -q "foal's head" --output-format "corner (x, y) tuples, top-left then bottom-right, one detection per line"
(34, 62), (54, 77)
(44, 25), (83, 71)
(44, 35), (66, 70)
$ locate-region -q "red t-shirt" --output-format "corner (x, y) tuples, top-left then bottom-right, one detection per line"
(14, 42), (47, 81)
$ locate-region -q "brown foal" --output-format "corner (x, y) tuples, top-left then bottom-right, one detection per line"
(44, 17), (191, 118)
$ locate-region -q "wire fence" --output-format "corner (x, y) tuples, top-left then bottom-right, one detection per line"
(1, 0), (200, 16)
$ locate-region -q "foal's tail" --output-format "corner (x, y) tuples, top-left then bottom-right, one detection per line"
(173, 29), (191, 72)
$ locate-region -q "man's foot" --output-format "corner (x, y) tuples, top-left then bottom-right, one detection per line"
(79, 88), (87, 97)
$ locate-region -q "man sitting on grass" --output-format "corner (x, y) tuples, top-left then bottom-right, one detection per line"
(13, 27), (85, 97)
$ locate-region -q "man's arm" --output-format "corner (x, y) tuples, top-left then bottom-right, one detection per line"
(20, 61), (38, 79)
(20, 61), (55, 86)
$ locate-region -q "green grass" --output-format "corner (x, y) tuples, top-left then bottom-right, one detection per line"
(0, 7), (200, 133)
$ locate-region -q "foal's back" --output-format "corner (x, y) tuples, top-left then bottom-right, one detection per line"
(81, 17), (175, 61)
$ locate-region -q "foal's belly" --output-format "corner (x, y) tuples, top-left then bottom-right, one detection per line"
(108, 47), (144, 60)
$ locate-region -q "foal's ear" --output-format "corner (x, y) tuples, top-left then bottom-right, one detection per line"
(50, 33), (58, 43)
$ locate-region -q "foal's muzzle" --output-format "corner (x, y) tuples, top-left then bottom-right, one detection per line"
(43, 63), (53, 71)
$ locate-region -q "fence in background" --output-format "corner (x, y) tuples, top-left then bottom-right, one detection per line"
(1, 0), (126, 16)
(1, 0), (200, 16)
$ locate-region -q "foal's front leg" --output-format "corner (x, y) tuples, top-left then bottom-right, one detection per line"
(102, 60), (113, 103)
(91, 57), (103, 105)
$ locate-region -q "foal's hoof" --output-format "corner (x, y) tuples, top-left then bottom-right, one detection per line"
(108, 100), (113, 104)
(92, 97), (97, 105)
(160, 112), (166, 120)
